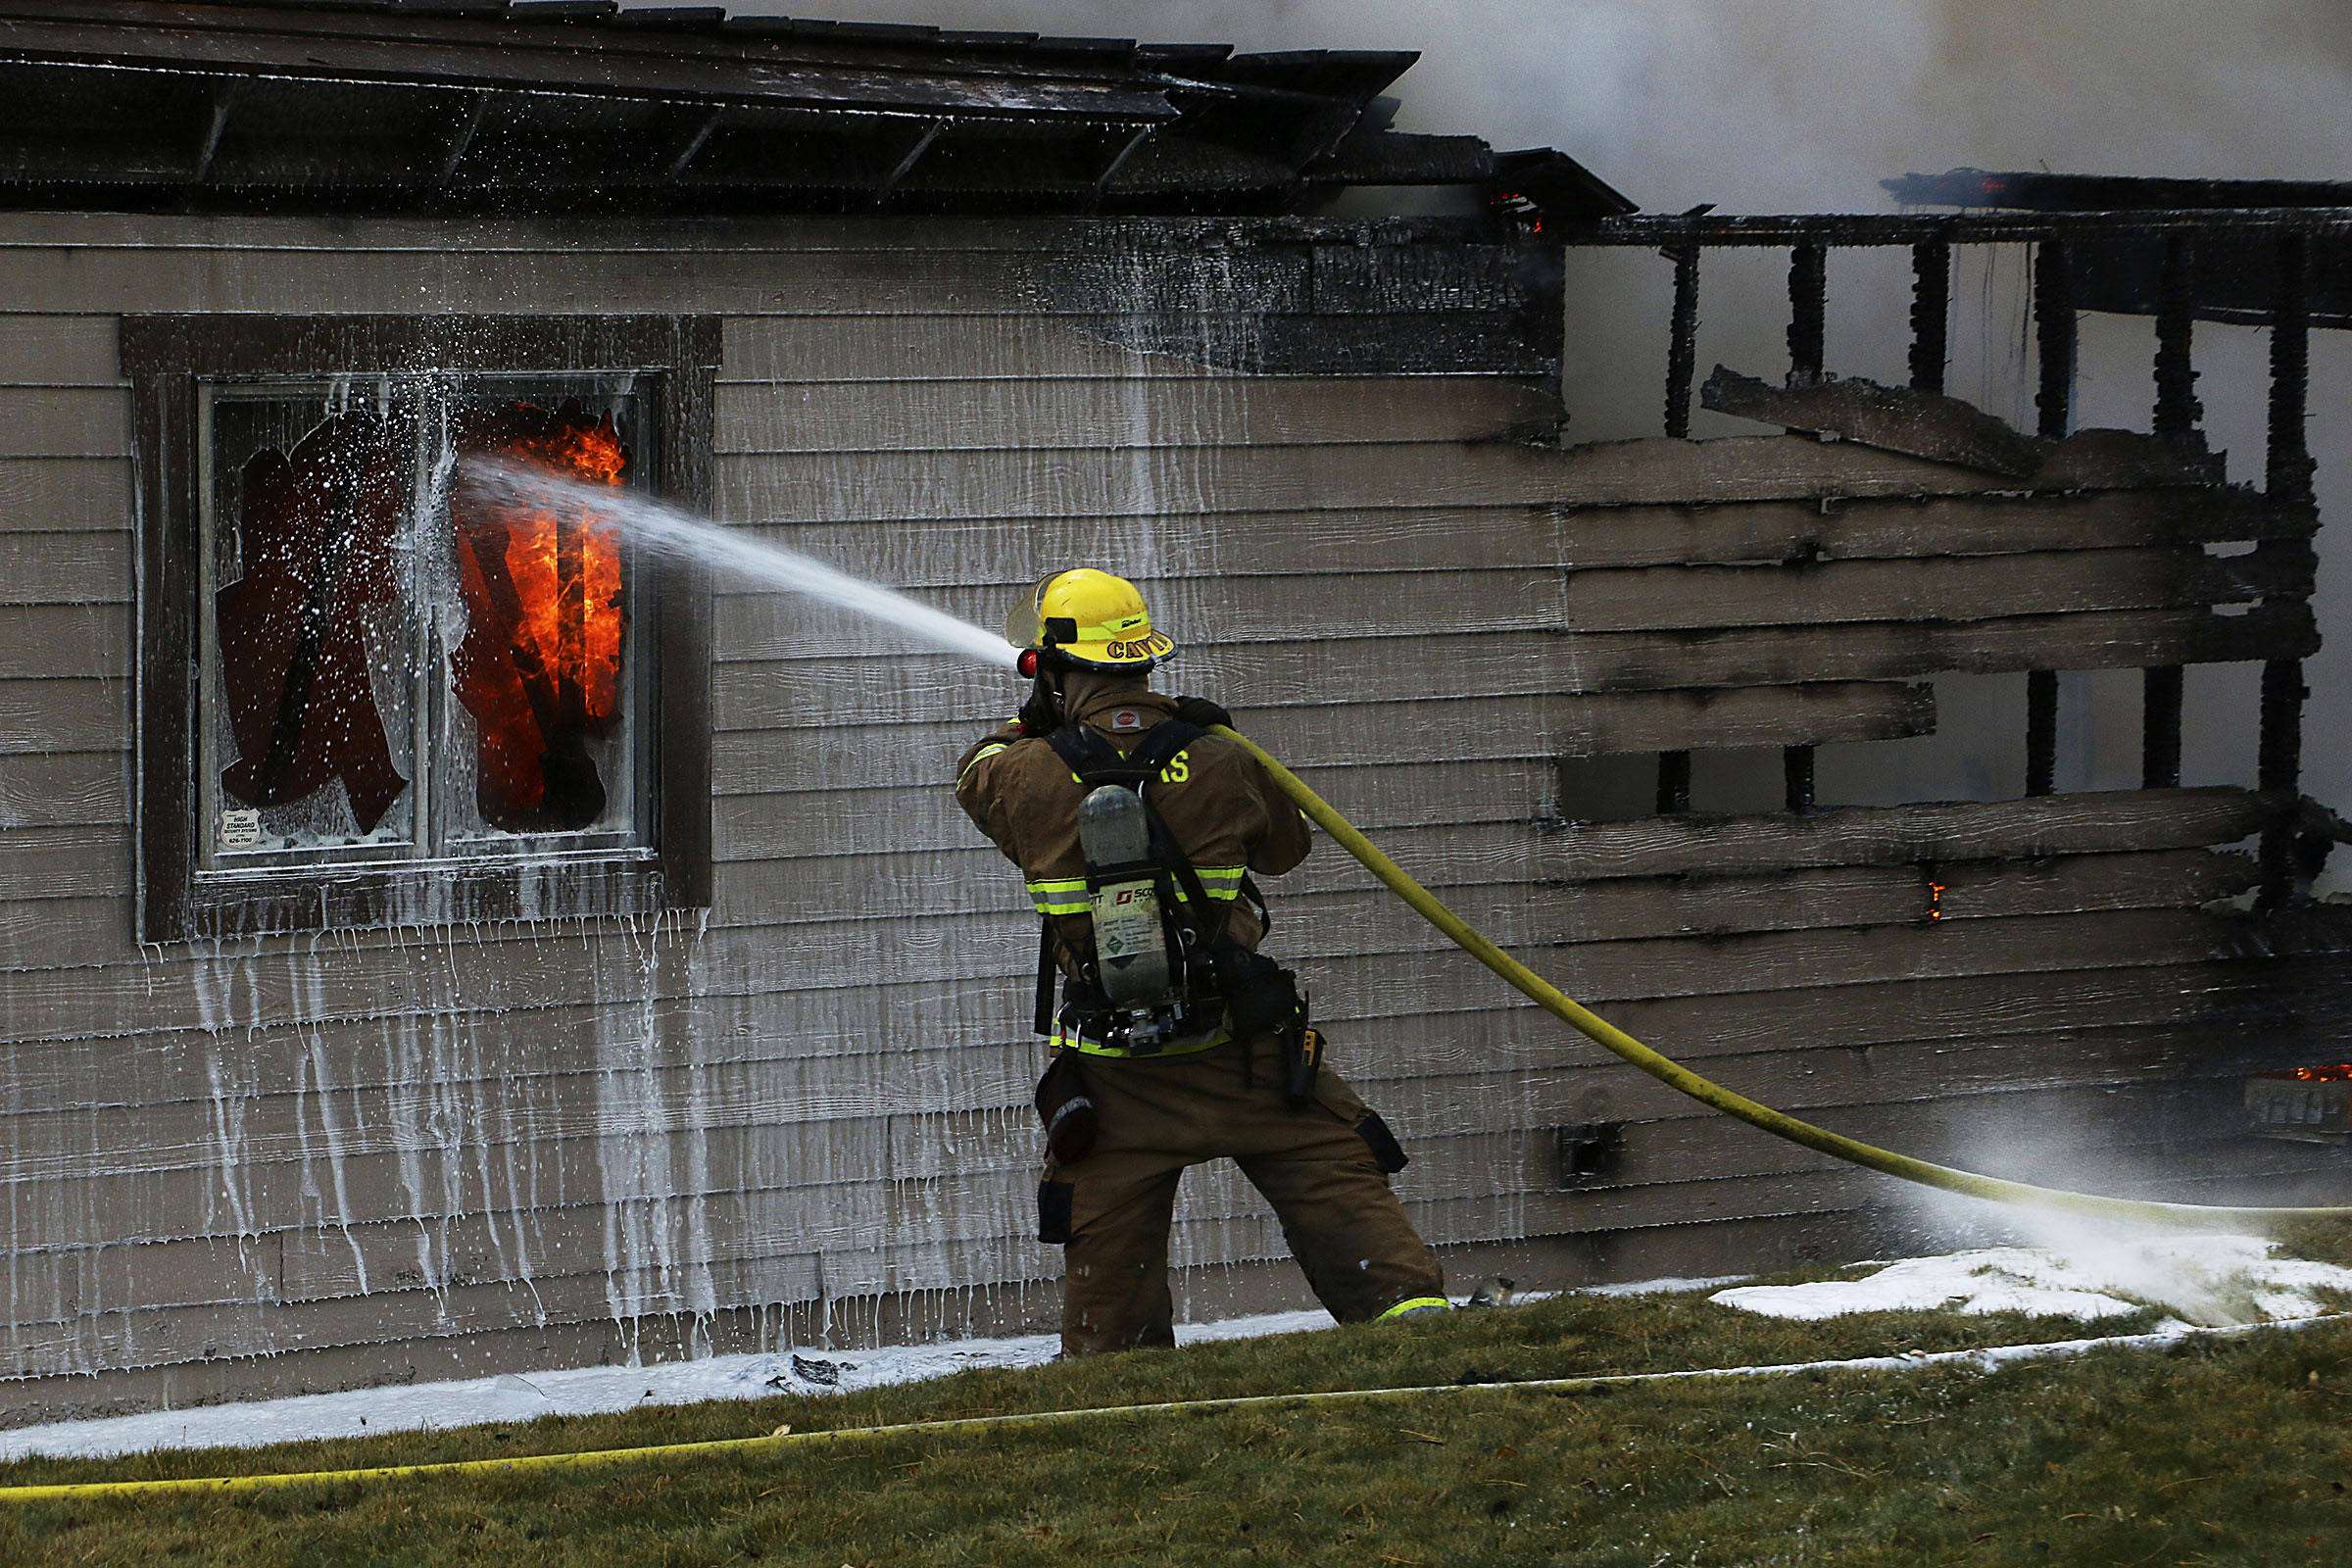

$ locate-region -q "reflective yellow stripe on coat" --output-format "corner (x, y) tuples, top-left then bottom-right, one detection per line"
(1026, 878), (1089, 916)
(1025, 866), (1244, 916)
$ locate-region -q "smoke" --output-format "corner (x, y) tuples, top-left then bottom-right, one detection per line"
(1886, 1103), (2349, 1327)
(729, 1), (2352, 210)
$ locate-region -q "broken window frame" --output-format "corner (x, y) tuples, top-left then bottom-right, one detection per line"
(126, 315), (717, 941)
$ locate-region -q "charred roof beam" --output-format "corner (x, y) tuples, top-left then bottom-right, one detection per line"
(0, 15), (1175, 125)
(0, 5), (1626, 220)
(1301, 131), (1494, 187)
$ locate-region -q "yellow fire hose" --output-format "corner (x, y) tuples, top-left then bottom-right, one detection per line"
(1208, 725), (2352, 1229)
(3, 726), (2347, 1507)
(7, 1316), (2339, 1503)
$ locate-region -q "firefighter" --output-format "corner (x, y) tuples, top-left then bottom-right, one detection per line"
(955, 568), (1447, 1355)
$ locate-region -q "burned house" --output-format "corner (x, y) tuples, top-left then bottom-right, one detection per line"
(0, 0), (2346, 1420)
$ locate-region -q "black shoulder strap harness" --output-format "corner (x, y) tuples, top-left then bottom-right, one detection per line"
(1042, 720), (1270, 924)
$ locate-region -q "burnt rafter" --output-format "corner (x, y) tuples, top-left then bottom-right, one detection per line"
(0, 0), (1633, 217)
(1883, 169), (2352, 330)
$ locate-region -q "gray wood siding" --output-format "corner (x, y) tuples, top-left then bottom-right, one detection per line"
(0, 214), (2329, 1406)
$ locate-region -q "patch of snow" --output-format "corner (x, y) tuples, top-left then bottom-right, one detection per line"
(0, 1332), (1054, 1463)
(1172, 1307), (1335, 1345)
(0, 1306), (1362, 1463)
(1710, 1233), (2352, 1325)
(22, 1238), (2338, 1466)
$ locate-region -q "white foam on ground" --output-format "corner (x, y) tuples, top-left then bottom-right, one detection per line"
(0, 1306), (1369, 1462)
(22, 1245), (2334, 1465)
(1711, 1233), (2352, 1325)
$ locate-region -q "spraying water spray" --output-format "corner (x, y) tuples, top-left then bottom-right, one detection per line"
(455, 459), (1018, 670)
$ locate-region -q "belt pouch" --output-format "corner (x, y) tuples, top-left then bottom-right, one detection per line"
(1210, 942), (1299, 1039)
(1033, 1050), (1098, 1165)
(1037, 1179), (1074, 1245)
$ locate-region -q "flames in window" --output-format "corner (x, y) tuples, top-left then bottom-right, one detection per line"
(449, 401), (630, 833)
(216, 409), (412, 832)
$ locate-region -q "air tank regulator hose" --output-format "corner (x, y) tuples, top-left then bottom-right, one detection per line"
(1208, 725), (2352, 1229)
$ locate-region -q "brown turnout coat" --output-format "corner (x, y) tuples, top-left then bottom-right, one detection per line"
(954, 673), (1309, 989)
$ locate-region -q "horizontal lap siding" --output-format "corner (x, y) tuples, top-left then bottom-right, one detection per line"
(0, 754), (123, 831)
(0, 347), (137, 984)
(1, 953), (2321, 1119)
(0, 220), (1585, 1395)
(0, 1073), (2302, 1380)
(711, 377), (1556, 452)
(0, 216), (2321, 1403)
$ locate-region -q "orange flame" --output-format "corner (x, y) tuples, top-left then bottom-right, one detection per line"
(449, 403), (628, 831)
(484, 416), (625, 726)
(2268, 1064), (2352, 1082)
(1927, 879), (1947, 921)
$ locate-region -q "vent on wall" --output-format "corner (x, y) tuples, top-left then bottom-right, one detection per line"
(1555, 1122), (1624, 1187)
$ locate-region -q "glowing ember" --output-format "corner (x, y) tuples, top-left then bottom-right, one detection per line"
(2265, 1064), (2352, 1082)
(448, 401), (628, 832)
(1927, 878), (1947, 922)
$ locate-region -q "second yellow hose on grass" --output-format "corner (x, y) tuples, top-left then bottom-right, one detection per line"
(1210, 725), (2352, 1230)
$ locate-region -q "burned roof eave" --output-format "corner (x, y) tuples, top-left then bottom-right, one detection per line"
(0, 12), (1179, 122)
(2, 0), (1163, 87)
(0, 1), (1623, 219)
(1885, 169), (2352, 213)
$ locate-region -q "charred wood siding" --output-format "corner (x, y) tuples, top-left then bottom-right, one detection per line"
(0, 212), (2332, 1420)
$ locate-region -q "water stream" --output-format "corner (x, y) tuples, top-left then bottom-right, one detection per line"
(456, 460), (1017, 669)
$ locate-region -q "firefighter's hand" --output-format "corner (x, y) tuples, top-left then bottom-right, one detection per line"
(1016, 676), (1059, 735)
(1174, 696), (1234, 730)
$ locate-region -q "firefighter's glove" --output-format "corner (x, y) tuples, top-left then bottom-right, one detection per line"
(1174, 695), (1233, 731)
(1016, 675), (1060, 736)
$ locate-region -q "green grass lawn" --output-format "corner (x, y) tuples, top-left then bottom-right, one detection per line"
(5, 1228), (2352, 1567)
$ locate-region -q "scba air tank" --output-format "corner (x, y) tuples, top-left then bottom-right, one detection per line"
(1078, 785), (1174, 1008)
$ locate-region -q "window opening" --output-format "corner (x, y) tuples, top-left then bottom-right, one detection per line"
(199, 377), (653, 870)
(130, 314), (716, 941)
(1553, 754), (1658, 824)
(1687, 748), (1787, 814)
(209, 393), (415, 852)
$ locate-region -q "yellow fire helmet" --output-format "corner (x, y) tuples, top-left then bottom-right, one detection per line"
(1003, 568), (1177, 672)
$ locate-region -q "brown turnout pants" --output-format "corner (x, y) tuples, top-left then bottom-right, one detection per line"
(1047, 1030), (1445, 1355)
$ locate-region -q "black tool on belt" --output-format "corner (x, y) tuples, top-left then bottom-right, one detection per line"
(1211, 942), (1317, 1108)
